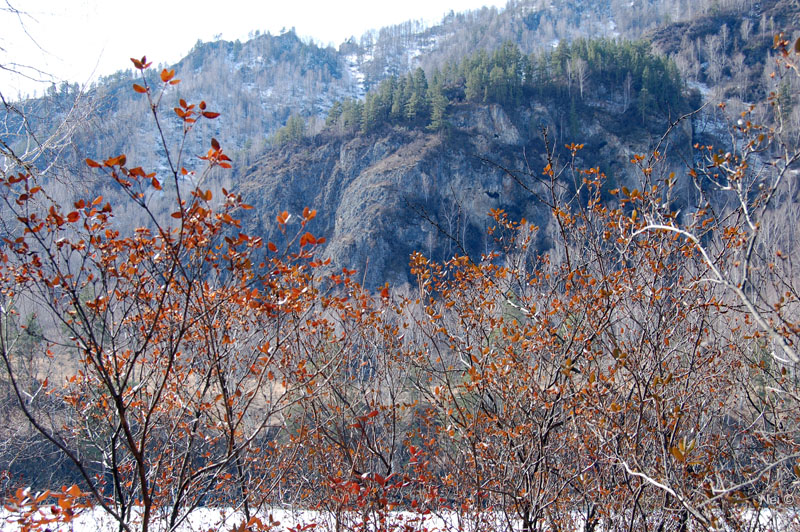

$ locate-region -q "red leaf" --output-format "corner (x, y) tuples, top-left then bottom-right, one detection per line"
(268, 242), (277, 252)
(248, 517), (264, 526)
(211, 138), (220, 150)
(160, 68), (174, 82)
(67, 212), (80, 223)
(151, 177), (161, 190)
(104, 154), (126, 167)
(85, 158), (100, 168)
(202, 111), (220, 119)
(179, 98), (188, 108)
(132, 83), (147, 93)
(300, 232), (316, 247)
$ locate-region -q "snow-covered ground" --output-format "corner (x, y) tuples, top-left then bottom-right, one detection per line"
(343, 53), (367, 99)
(687, 80), (712, 99)
(1, 506), (459, 532)
(3, 503), (799, 531)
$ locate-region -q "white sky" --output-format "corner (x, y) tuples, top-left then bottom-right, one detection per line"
(1, 0), (507, 99)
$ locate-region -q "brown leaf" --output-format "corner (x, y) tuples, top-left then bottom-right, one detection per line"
(104, 155), (126, 167)
(670, 446), (685, 463)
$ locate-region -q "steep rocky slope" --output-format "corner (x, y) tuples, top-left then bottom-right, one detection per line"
(236, 100), (694, 287)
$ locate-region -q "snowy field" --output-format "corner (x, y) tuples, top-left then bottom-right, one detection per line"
(4, 504), (800, 531)
(1, 506), (464, 532)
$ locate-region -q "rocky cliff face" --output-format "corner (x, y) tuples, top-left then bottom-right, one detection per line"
(236, 100), (694, 288)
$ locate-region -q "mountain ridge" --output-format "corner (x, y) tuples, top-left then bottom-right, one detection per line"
(2, 0), (798, 287)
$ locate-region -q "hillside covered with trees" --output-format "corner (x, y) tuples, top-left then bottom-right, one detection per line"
(315, 39), (684, 137)
(1, 1), (800, 532)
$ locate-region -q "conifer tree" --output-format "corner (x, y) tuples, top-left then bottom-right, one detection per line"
(427, 74), (448, 131)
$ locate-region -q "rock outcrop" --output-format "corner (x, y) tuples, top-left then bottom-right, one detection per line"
(237, 101), (693, 288)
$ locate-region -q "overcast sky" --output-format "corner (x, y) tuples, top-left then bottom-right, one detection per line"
(1, 0), (507, 99)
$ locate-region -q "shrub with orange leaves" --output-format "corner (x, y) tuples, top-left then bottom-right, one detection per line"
(0, 57), (331, 532)
(2, 37), (800, 532)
